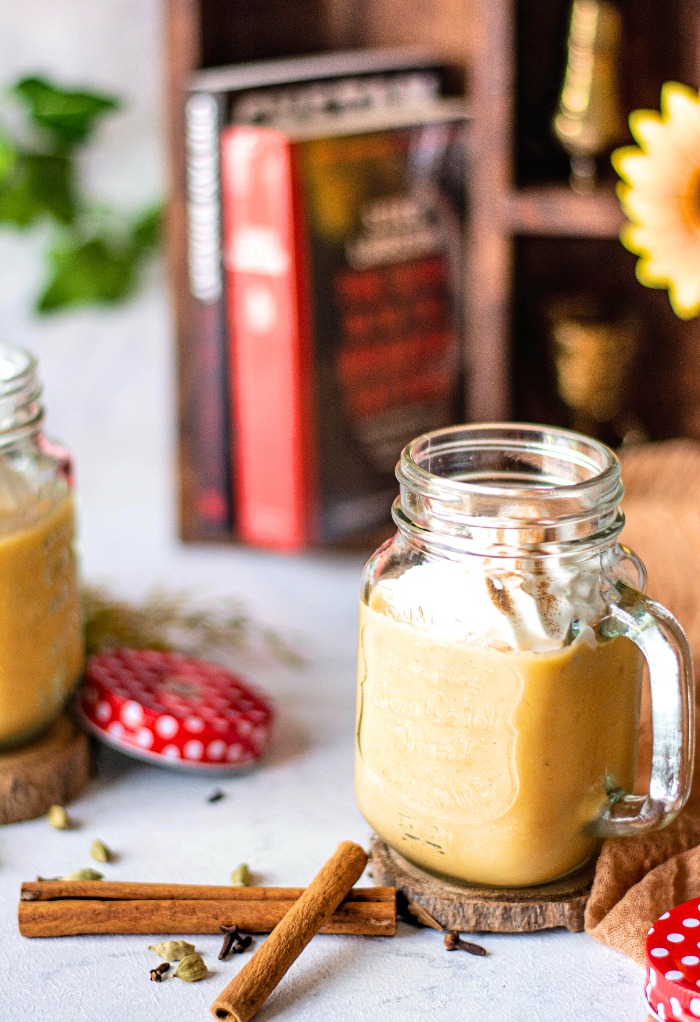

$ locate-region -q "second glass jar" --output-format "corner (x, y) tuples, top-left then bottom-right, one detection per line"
(0, 344), (83, 750)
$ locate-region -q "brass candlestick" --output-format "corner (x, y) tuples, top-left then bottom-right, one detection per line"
(546, 298), (644, 443)
(553, 0), (627, 193)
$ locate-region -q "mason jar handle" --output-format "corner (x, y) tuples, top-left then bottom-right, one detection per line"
(594, 580), (694, 837)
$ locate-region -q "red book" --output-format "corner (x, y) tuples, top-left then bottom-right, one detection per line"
(221, 128), (316, 549)
(221, 102), (468, 551)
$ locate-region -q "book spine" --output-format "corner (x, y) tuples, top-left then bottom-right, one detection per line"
(183, 90), (233, 537)
(220, 126), (315, 551)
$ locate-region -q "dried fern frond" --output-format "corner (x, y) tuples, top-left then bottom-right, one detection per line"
(82, 585), (302, 666)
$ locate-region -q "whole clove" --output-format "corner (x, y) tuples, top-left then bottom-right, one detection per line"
(150, 962), (171, 982)
(218, 923), (253, 959)
(218, 924), (239, 960)
(444, 930), (488, 956)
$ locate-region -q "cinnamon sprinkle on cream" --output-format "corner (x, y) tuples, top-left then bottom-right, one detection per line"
(486, 576), (513, 617)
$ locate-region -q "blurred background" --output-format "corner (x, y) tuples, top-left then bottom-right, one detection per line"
(0, 0), (171, 589)
(2, 0), (700, 569)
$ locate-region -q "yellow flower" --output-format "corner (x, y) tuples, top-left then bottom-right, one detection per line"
(612, 81), (700, 320)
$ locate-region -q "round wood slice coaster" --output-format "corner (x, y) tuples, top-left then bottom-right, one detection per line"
(369, 835), (595, 933)
(0, 713), (91, 824)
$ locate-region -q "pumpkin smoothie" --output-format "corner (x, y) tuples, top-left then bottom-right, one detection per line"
(355, 562), (642, 888)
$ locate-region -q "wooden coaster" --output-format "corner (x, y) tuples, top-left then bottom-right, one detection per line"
(369, 835), (595, 933)
(0, 713), (91, 824)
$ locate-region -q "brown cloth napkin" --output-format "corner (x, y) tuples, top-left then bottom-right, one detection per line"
(584, 439), (700, 965)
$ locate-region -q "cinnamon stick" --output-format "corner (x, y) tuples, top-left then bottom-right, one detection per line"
(18, 878), (394, 938)
(210, 840), (368, 1022)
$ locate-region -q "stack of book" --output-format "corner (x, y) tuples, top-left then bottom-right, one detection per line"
(182, 47), (469, 550)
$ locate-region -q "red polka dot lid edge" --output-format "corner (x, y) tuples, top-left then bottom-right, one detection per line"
(645, 899), (700, 1021)
(76, 648), (275, 773)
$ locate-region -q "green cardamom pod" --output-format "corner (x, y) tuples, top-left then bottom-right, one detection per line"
(148, 940), (196, 961)
(173, 953), (207, 982)
(90, 839), (112, 863)
(62, 868), (104, 881)
(47, 804), (72, 830)
(230, 863), (251, 886)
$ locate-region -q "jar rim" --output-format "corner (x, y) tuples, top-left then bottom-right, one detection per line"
(398, 422), (621, 503)
(0, 344), (43, 441)
(0, 344), (38, 395)
(394, 423), (624, 553)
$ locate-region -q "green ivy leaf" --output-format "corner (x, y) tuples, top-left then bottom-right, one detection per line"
(130, 203), (163, 252)
(13, 76), (120, 147)
(0, 73), (159, 315)
(0, 133), (16, 182)
(0, 151), (76, 227)
(37, 236), (136, 313)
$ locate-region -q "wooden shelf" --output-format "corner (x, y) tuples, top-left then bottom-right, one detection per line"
(163, 0), (700, 542)
(508, 185), (625, 238)
(466, 0), (700, 429)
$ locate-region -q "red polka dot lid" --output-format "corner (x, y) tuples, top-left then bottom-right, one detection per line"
(77, 649), (274, 772)
(645, 900), (700, 1020)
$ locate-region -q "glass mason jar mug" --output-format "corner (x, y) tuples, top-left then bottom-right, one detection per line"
(0, 344), (83, 750)
(355, 424), (694, 888)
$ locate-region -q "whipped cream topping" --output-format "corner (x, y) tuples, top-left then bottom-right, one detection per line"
(373, 558), (605, 652)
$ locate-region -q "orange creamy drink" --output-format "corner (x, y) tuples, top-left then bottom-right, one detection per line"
(0, 490), (83, 748)
(356, 592), (641, 888)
